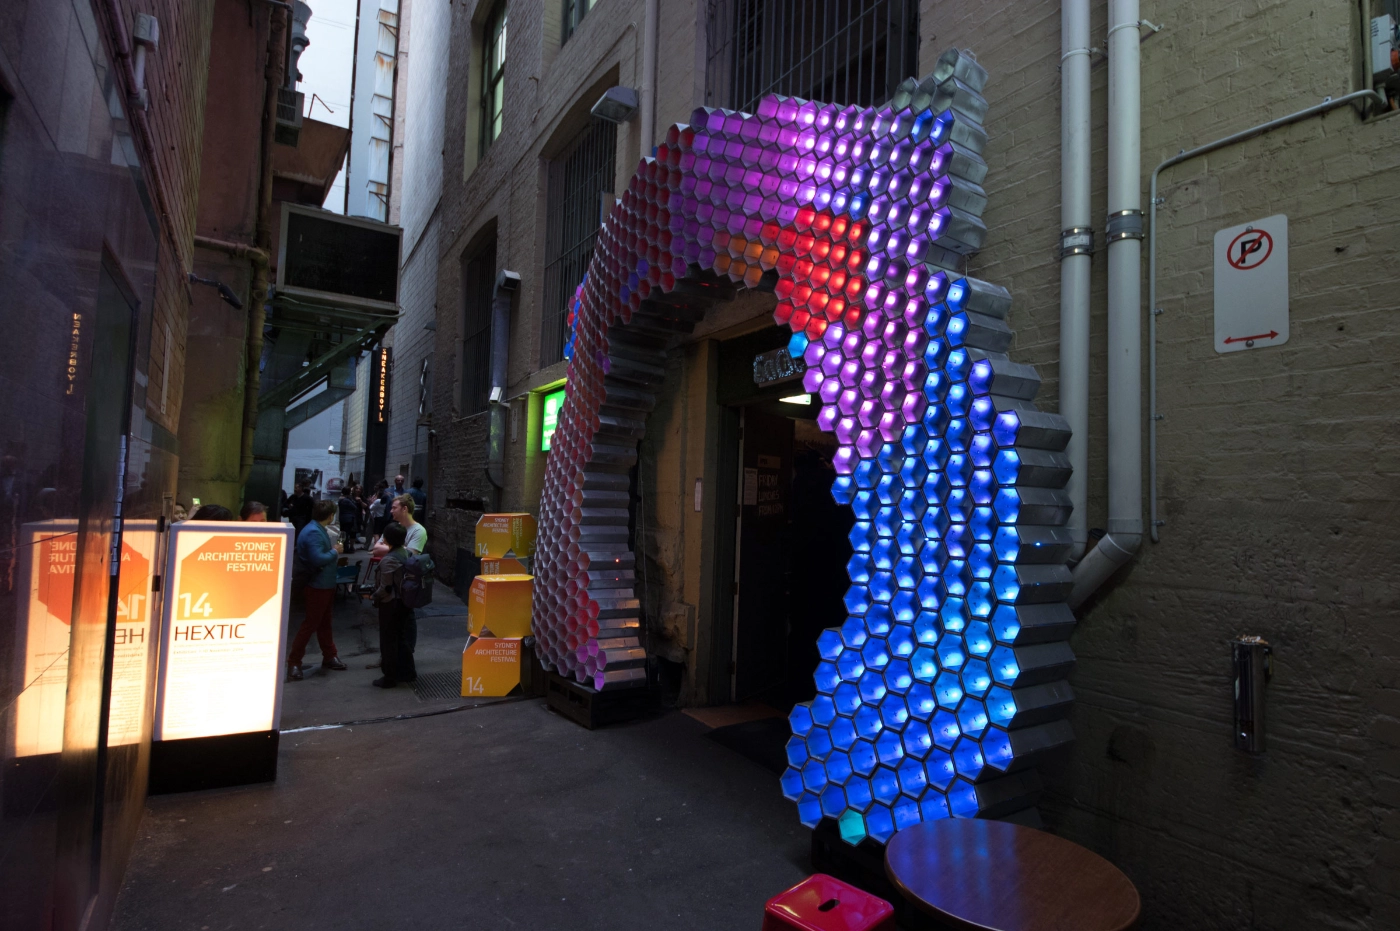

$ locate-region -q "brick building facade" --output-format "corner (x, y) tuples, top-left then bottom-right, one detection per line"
(399, 1), (1400, 927)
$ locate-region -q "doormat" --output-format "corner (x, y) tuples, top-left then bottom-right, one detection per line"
(705, 716), (790, 775)
(414, 669), (463, 702)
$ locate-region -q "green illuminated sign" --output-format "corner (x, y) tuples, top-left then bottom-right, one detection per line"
(541, 388), (566, 451)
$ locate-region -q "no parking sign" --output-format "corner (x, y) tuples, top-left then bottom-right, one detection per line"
(1214, 214), (1289, 353)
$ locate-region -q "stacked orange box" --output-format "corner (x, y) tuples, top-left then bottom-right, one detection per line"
(463, 514), (537, 697)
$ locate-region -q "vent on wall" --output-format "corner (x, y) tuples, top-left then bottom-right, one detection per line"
(275, 88), (303, 147)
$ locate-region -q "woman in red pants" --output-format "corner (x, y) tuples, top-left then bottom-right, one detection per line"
(286, 499), (348, 680)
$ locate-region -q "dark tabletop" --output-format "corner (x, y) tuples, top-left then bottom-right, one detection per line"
(884, 818), (1140, 931)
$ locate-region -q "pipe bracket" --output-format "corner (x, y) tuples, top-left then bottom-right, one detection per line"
(1105, 209), (1144, 242)
(1060, 227), (1095, 259)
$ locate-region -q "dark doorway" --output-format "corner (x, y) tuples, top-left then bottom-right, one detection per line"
(732, 407), (793, 701)
(714, 327), (854, 710)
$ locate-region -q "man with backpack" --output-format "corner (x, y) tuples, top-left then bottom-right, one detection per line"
(370, 521), (430, 687)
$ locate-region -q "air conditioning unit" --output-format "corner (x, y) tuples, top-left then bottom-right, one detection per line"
(275, 88), (304, 147)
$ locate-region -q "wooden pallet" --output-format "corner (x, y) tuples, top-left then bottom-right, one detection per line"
(545, 671), (652, 729)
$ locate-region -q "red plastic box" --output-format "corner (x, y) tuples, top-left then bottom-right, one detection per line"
(762, 874), (896, 931)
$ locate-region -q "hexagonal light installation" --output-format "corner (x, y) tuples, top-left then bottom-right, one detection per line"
(532, 47), (1078, 838)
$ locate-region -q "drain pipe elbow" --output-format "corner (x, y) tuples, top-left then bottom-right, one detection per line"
(1068, 531), (1140, 608)
(485, 270), (521, 508)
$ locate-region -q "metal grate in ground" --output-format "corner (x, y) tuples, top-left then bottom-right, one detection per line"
(414, 669), (463, 702)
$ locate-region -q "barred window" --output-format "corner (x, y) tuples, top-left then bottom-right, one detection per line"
(562, 0), (591, 44)
(541, 118), (615, 366)
(461, 239), (497, 415)
(480, 1), (508, 159)
(704, 0), (919, 115)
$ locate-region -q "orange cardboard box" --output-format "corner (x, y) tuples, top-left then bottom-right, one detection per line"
(474, 513), (537, 558)
(480, 556), (529, 575)
(467, 574), (533, 638)
(460, 636), (521, 697)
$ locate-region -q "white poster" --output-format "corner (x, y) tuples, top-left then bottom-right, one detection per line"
(154, 522), (293, 742)
(10, 520), (160, 756)
(1214, 214), (1289, 353)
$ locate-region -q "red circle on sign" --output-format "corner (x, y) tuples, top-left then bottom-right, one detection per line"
(1227, 229), (1273, 270)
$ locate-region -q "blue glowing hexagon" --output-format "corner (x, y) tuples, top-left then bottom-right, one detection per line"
(879, 692), (909, 729)
(858, 669), (888, 703)
(845, 775), (874, 811)
(829, 715), (858, 752)
(931, 709), (961, 750)
(833, 681), (861, 716)
(826, 750), (854, 784)
(887, 625), (916, 657)
(902, 720), (933, 758)
(790, 704), (814, 736)
(990, 645), (1020, 685)
(841, 616), (869, 649)
(907, 682), (936, 720)
(846, 553), (874, 584)
(861, 638), (891, 672)
(913, 612), (939, 646)
(798, 792), (824, 827)
(817, 628), (845, 661)
(837, 650), (866, 682)
(961, 658), (992, 697)
(781, 766), (806, 800)
(849, 739), (878, 776)
(957, 698), (988, 738)
(865, 803), (897, 844)
(991, 604), (1020, 643)
(870, 766), (900, 804)
(853, 705), (884, 740)
(802, 759), (828, 792)
(815, 662), (840, 693)
(920, 791), (951, 822)
(925, 749), (957, 790)
(948, 778), (980, 818)
(934, 671), (964, 709)
(893, 795), (923, 832)
(812, 694), (837, 726)
(844, 585), (873, 615)
(875, 729), (905, 765)
(821, 783), (848, 818)
(884, 659), (913, 694)
(807, 726), (834, 759)
(786, 737), (810, 768)
(986, 686), (1017, 728)
(897, 756), (929, 796)
(936, 633), (967, 671)
(952, 736), (985, 780)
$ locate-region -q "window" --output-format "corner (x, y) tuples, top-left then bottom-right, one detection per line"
(704, 0), (919, 115)
(461, 239), (497, 415)
(541, 118), (616, 366)
(562, 0), (591, 43)
(479, 1), (508, 159)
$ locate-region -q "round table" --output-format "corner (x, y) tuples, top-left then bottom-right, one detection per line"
(884, 819), (1140, 931)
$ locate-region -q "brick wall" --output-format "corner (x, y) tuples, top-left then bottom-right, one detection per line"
(922, 1), (1400, 927)
(108, 0), (215, 437)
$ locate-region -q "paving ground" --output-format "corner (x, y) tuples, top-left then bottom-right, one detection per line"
(278, 568), (485, 730)
(112, 570), (813, 931)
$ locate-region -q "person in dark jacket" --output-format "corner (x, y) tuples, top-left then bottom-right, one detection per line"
(282, 483), (314, 536)
(337, 487), (361, 552)
(371, 521), (417, 688)
(407, 477), (427, 518)
(286, 500), (347, 681)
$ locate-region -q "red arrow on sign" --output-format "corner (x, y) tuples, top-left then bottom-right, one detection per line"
(1223, 330), (1279, 344)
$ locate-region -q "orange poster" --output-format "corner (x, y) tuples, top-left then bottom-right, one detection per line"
(11, 521), (159, 756)
(154, 522), (293, 742)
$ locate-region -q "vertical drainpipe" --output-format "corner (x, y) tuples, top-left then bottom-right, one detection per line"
(1059, 0), (1093, 564)
(1069, 0), (1144, 607)
(239, 5), (289, 489)
(639, 0), (658, 156)
(485, 270), (522, 511)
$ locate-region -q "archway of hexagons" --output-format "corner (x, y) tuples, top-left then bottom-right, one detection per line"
(531, 48), (1078, 844)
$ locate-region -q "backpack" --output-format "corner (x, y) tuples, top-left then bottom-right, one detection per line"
(399, 551), (436, 608)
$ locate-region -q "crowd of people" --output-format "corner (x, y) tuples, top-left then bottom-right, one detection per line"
(181, 473), (431, 692)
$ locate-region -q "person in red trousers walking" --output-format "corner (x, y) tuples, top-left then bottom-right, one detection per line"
(286, 499), (348, 681)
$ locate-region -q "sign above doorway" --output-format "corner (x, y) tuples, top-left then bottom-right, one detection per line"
(753, 346), (806, 387)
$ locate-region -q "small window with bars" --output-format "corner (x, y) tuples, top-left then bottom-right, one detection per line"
(480, 1), (508, 159)
(541, 118), (616, 367)
(461, 239), (497, 416)
(704, 0), (919, 115)
(562, 0), (591, 44)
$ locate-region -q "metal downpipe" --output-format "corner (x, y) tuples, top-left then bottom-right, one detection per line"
(485, 270), (521, 510)
(1059, 0), (1093, 563)
(1070, 0), (1144, 607)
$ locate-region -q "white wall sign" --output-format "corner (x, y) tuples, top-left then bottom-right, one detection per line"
(1214, 214), (1289, 353)
(154, 521), (293, 742)
(11, 520), (160, 756)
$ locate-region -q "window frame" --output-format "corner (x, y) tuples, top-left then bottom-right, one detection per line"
(460, 239), (498, 416)
(479, 1), (508, 160)
(561, 0), (591, 44)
